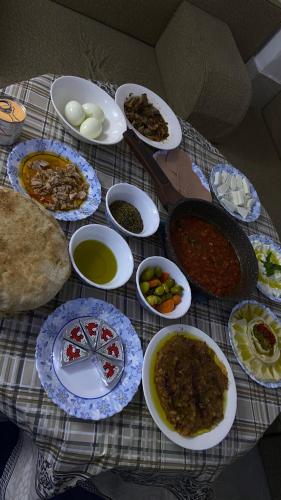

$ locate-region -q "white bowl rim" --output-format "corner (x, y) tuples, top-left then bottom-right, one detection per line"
(142, 323), (237, 450)
(115, 82), (182, 150)
(69, 223), (134, 289)
(51, 76), (127, 146)
(105, 182), (160, 238)
(136, 256), (191, 319)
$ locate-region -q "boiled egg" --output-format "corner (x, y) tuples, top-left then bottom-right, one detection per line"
(82, 103), (105, 123)
(64, 101), (85, 127)
(80, 117), (102, 139)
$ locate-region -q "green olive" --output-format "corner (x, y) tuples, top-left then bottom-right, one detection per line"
(155, 285), (165, 296)
(160, 292), (172, 303)
(171, 285), (184, 295)
(140, 281), (150, 294)
(154, 266), (162, 278)
(165, 278), (175, 289)
(146, 295), (158, 306)
(140, 267), (154, 282)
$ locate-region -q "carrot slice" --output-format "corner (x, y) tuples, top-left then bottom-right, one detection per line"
(148, 279), (161, 288)
(172, 294), (182, 306)
(157, 299), (175, 314)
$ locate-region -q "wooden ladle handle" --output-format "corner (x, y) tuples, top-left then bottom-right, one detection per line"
(123, 129), (185, 209)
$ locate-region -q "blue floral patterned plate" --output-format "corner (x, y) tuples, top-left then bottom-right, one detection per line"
(210, 164), (260, 222)
(7, 139), (101, 221)
(35, 298), (143, 419)
(249, 234), (281, 303)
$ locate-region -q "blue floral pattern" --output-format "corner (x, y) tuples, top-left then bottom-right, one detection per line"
(35, 298), (143, 419)
(249, 234), (281, 303)
(210, 163), (261, 222)
(228, 300), (281, 388)
(192, 163), (210, 192)
(7, 139), (101, 221)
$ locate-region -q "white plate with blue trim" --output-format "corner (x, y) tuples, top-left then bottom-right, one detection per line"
(210, 164), (260, 222)
(7, 138), (101, 221)
(36, 298), (143, 419)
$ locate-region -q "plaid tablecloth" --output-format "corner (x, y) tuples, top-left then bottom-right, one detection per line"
(0, 74), (280, 500)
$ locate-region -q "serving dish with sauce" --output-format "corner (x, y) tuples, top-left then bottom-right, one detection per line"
(142, 324), (237, 450)
(7, 138), (101, 221)
(165, 199), (258, 301)
(228, 300), (281, 387)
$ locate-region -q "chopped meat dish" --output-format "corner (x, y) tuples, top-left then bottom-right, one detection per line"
(20, 153), (89, 211)
(124, 93), (169, 142)
(154, 334), (228, 436)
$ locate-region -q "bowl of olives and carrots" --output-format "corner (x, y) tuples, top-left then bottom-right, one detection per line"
(136, 256), (192, 319)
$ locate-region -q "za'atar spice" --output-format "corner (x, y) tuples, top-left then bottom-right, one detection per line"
(110, 200), (143, 234)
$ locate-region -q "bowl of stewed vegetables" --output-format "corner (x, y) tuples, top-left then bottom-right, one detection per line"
(136, 256), (191, 319)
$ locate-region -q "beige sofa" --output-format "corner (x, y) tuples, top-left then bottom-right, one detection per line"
(1, 0), (281, 140)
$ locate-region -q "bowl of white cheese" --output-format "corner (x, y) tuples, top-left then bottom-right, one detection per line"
(210, 164), (261, 222)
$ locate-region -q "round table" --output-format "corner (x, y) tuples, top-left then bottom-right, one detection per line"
(0, 74), (280, 500)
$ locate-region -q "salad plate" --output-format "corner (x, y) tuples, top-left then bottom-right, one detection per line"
(36, 298), (143, 419)
(249, 234), (281, 303)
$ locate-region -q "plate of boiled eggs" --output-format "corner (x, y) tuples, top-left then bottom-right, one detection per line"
(51, 76), (127, 145)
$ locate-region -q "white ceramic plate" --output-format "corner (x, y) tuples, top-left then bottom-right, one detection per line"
(115, 83), (182, 150)
(36, 298), (143, 419)
(51, 76), (127, 145)
(142, 324), (237, 450)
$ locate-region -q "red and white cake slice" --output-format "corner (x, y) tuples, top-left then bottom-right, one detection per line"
(97, 323), (119, 349)
(63, 322), (89, 349)
(97, 339), (124, 362)
(61, 340), (91, 367)
(80, 318), (100, 349)
(97, 354), (123, 386)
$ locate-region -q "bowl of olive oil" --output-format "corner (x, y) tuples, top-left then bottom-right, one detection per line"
(69, 224), (134, 289)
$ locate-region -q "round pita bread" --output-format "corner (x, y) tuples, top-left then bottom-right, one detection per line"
(0, 187), (71, 316)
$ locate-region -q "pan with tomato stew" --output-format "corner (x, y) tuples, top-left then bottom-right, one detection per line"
(170, 215), (241, 296)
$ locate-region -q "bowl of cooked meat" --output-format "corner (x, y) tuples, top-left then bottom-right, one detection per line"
(142, 324), (237, 450)
(115, 83), (182, 150)
(165, 198), (258, 301)
(7, 138), (101, 221)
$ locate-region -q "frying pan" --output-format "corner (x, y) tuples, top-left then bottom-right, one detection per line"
(123, 129), (258, 301)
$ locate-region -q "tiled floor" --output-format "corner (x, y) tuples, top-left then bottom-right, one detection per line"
(213, 446), (271, 500)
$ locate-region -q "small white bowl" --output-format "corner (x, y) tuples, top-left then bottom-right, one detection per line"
(115, 83), (182, 150)
(69, 224), (134, 289)
(136, 256), (191, 319)
(51, 76), (127, 145)
(105, 183), (160, 238)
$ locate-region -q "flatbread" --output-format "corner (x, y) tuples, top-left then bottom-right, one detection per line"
(0, 187), (71, 316)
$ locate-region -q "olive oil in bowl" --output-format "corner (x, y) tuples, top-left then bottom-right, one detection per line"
(74, 240), (117, 284)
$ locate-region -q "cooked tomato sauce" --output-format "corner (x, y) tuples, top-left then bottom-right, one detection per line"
(170, 215), (241, 296)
